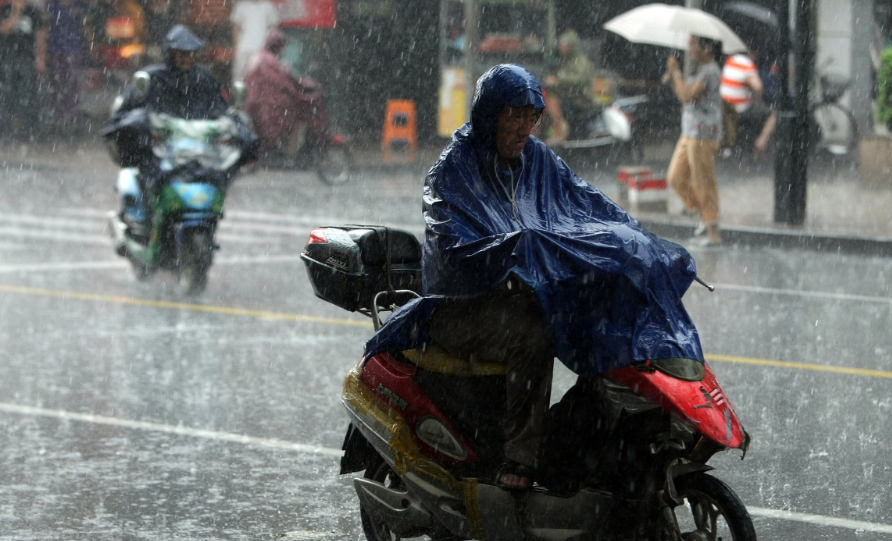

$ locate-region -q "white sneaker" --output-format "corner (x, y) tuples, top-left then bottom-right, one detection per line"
(692, 236), (722, 248)
(692, 222), (707, 237)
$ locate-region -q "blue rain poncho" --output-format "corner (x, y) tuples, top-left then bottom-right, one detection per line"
(366, 65), (703, 376)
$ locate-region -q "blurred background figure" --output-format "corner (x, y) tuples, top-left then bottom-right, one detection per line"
(545, 29), (597, 140)
(0, 0), (47, 142)
(243, 29), (331, 158)
(45, 0), (90, 134)
(86, 0), (146, 72)
(230, 0), (279, 83)
(144, 0), (178, 64)
(720, 44), (776, 157)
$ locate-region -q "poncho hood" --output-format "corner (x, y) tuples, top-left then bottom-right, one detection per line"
(469, 64), (545, 156)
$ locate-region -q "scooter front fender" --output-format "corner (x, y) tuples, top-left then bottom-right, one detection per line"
(606, 363), (747, 450)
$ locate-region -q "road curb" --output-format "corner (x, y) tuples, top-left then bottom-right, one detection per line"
(638, 216), (892, 258)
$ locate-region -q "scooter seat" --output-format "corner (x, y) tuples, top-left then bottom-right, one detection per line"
(402, 344), (507, 377)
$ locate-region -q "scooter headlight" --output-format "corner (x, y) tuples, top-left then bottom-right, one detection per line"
(651, 358), (704, 382)
(416, 416), (467, 461)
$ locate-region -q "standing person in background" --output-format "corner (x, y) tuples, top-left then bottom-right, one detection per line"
(720, 48), (762, 112)
(230, 0), (279, 84)
(45, 0), (89, 134)
(721, 45), (775, 157)
(664, 35), (724, 247)
(0, 0), (47, 142)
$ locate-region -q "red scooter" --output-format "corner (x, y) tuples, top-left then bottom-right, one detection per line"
(301, 225), (756, 541)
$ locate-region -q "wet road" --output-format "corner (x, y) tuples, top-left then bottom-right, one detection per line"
(1, 145), (891, 540)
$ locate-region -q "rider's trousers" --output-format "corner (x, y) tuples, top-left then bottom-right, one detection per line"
(429, 282), (555, 469)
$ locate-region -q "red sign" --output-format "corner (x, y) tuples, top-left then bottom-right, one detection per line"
(273, 0), (337, 28)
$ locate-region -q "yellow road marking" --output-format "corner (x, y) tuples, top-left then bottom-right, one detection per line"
(3, 283), (890, 380)
(706, 354), (892, 379)
(0, 284), (371, 328)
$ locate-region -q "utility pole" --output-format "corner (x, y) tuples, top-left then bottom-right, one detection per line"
(774, 0), (814, 225)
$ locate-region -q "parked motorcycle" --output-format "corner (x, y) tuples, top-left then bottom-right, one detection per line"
(105, 72), (257, 295)
(301, 225), (756, 541)
(546, 95), (648, 166)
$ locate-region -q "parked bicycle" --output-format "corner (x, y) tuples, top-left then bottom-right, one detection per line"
(810, 73), (858, 156)
(809, 63), (858, 162)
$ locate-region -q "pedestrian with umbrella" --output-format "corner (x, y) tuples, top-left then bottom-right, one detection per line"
(663, 36), (723, 246)
(603, 4), (747, 247)
(664, 35), (724, 246)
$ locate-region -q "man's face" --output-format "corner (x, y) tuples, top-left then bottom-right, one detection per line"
(172, 50), (197, 72)
(496, 105), (541, 163)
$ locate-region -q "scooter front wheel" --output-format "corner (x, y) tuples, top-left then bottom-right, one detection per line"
(660, 473), (756, 541)
(129, 258), (154, 282)
(316, 145), (353, 185)
(177, 229), (214, 296)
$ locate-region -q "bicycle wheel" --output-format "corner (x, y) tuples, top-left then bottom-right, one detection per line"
(811, 102), (858, 157)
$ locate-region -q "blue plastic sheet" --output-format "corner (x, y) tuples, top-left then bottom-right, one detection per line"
(366, 65), (703, 376)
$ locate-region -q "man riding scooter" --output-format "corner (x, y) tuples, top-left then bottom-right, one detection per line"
(365, 64), (704, 491)
(102, 24), (257, 273)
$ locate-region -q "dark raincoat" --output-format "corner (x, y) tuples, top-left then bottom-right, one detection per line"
(108, 63), (228, 125)
(366, 64), (704, 376)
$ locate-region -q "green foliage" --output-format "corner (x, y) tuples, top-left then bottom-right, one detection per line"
(877, 46), (892, 123)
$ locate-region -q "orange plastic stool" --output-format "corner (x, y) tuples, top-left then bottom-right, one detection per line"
(383, 100), (417, 163)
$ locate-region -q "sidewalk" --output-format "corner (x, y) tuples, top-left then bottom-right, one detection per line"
(620, 141), (892, 257)
(365, 140), (892, 257)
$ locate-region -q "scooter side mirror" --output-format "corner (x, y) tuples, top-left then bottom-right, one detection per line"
(132, 71), (151, 102)
(230, 81), (247, 110)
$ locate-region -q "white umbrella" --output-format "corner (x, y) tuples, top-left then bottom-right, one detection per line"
(603, 3), (747, 55)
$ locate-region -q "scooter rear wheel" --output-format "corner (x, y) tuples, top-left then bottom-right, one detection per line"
(316, 145), (353, 185)
(661, 473), (756, 541)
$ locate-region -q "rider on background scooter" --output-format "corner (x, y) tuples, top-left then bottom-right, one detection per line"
(243, 29), (331, 159)
(364, 64), (705, 492)
(103, 24), (245, 199)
